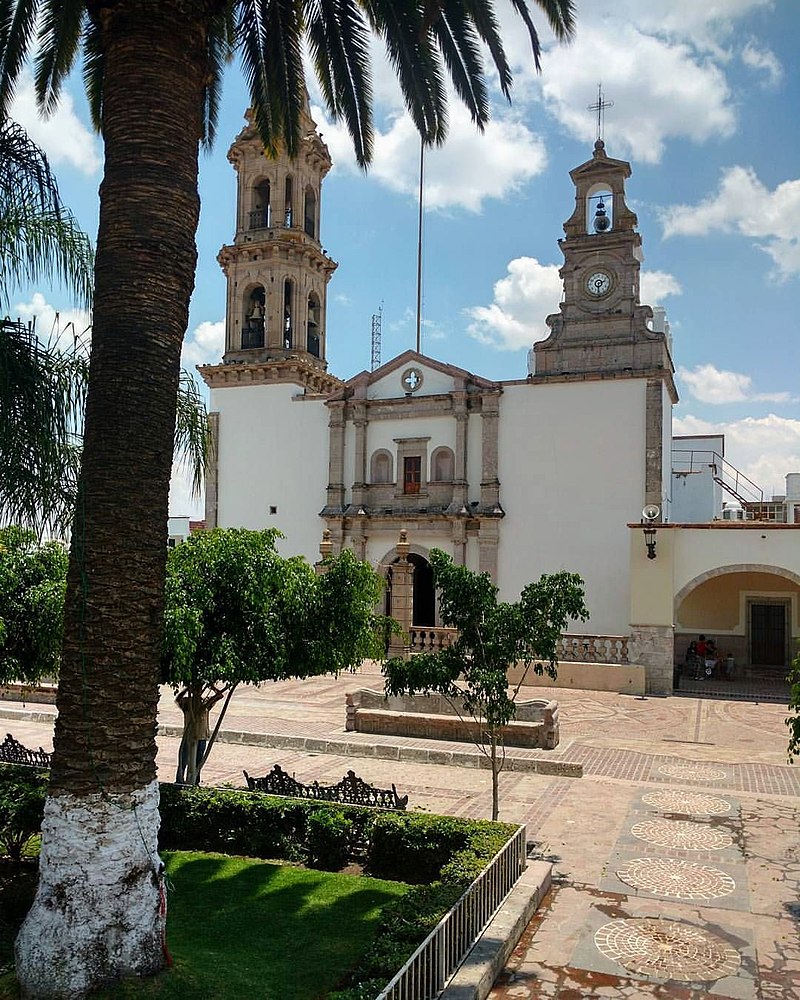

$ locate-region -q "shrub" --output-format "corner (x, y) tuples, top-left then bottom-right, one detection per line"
(0, 766), (48, 860)
(306, 807), (353, 870)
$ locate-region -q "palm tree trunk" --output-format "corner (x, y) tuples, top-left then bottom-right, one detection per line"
(15, 3), (211, 995)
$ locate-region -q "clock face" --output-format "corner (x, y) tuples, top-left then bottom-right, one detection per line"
(586, 270), (612, 297)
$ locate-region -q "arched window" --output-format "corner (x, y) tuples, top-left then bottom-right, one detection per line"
(304, 187), (317, 238)
(586, 185), (613, 234)
(284, 176), (293, 227)
(250, 179), (270, 230)
(283, 279), (294, 348)
(242, 286), (265, 349)
(370, 450), (393, 485)
(307, 292), (321, 357)
(430, 446), (454, 483)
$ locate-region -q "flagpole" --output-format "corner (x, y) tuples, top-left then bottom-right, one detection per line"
(415, 137), (424, 355)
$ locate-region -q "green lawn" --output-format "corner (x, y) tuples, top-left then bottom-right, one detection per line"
(1, 851), (409, 1000)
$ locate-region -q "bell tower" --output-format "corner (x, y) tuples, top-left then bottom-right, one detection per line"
(218, 102), (338, 367)
(532, 138), (673, 379)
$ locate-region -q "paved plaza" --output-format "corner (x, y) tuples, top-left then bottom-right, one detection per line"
(2, 666), (798, 999)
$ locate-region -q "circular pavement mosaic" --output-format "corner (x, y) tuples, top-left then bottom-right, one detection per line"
(642, 790), (732, 816)
(658, 763), (727, 781)
(630, 818), (734, 851)
(594, 918), (740, 981)
(615, 858), (736, 900)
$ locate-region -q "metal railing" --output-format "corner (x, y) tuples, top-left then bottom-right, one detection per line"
(376, 824), (527, 1000)
(672, 448), (764, 506)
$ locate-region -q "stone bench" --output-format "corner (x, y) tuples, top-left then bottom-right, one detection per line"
(345, 690), (559, 749)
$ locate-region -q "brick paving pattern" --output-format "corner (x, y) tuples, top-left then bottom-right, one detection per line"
(2, 669), (798, 998)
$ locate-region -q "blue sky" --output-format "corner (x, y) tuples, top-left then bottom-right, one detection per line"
(6, 0), (799, 516)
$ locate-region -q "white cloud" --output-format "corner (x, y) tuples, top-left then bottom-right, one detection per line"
(316, 101), (547, 213)
(741, 39), (783, 86)
(539, 24), (735, 163)
(678, 363), (797, 405)
(11, 291), (91, 353)
(673, 412), (800, 498)
(640, 271), (682, 306)
(9, 72), (101, 176)
(182, 320), (224, 369)
(465, 257), (561, 351)
(662, 165), (800, 279)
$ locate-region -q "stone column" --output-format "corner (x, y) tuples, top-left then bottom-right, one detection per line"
(452, 390), (469, 510)
(630, 624), (675, 695)
(645, 378), (664, 516)
(351, 403), (368, 508)
(203, 412), (220, 529)
(388, 530), (413, 659)
(326, 401), (346, 511)
(478, 519), (499, 580)
(479, 391), (501, 511)
(450, 517), (467, 567)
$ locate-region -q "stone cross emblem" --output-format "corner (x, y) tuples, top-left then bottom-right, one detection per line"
(402, 367), (423, 393)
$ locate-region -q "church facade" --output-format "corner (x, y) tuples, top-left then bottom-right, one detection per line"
(200, 109), (799, 695)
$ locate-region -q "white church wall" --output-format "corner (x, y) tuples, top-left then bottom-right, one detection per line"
(661, 387), (673, 520)
(497, 378), (647, 635)
(213, 384), (328, 563)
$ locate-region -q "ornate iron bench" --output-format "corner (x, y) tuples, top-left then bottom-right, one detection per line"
(243, 764), (407, 811)
(0, 733), (53, 769)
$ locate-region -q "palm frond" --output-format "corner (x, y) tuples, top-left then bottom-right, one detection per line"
(457, 0), (511, 99)
(0, 208), (94, 308)
(81, 12), (103, 132)
(0, 117), (59, 216)
(430, 2), (488, 128)
(306, 0), (373, 167)
(508, 0), (575, 71)
(237, 0), (305, 158)
(0, 0), (38, 115)
(202, 2), (236, 150)
(33, 0), (84, 114)
(174, 370), (212, 498)
(359, 0), (448, 145)
(0, 316), (87, 536)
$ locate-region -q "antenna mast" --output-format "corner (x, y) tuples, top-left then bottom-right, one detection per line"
(370, 305), (383, 371)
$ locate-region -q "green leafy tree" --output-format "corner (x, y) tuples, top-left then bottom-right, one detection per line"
(0, 2), (575, 994)
(0, 525), (67, 686)
(384, 549), (588, 820)
(163, 528), (387, 785)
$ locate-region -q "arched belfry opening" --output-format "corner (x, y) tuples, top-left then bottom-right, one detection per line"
(586, 185), (613, 234)
(251, 179), (271, 230)
(304, 186), (317, 238)
(284, 176), (293, 228)
(242, 286), (265, 349)
(307, 292), (321, 357)
(283, 279), (294, 349)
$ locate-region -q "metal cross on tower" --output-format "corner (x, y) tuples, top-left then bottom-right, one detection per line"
(587, 84), (614, 142)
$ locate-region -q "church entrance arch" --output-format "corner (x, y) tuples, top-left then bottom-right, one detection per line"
(378, 543), (438, 628)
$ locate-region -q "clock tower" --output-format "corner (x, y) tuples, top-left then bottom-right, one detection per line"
(532, 139), (674, 381)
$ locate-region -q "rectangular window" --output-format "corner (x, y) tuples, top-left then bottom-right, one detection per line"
(403, 456), (421, 495)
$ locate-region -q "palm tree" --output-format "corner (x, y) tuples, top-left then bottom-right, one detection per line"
(0, 119), (209, 537)
(0, 2), (575, 995)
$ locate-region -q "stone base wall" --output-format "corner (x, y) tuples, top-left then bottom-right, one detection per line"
(629, 625), (675, 695)
(506, 661), (646, 695)
(345, 689), (559, 749)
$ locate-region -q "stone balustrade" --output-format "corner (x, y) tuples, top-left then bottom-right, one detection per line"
(409, 626), (457, 653)
(556, 634), (630, 664)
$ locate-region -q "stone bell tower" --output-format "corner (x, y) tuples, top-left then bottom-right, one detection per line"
(533, 138), (673, 380)
(218, 102), (338, 366)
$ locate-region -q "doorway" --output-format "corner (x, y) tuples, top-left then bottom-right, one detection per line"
(749, 600), (788, 666)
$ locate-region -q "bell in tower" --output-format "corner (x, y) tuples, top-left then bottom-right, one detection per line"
(531, 137), (674, 381)
(217, 99), (338, 367)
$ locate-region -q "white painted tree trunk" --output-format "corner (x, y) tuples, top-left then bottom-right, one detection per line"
(15, 780), (165, 999)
